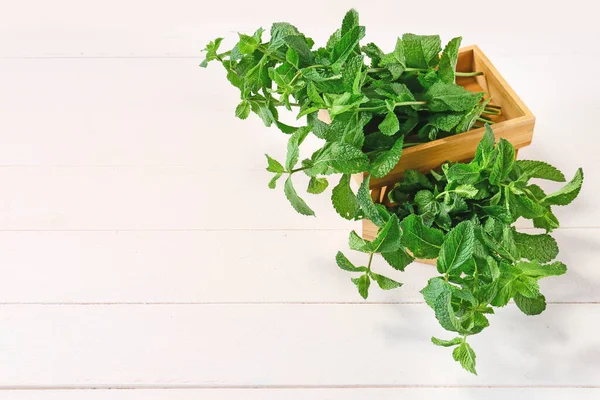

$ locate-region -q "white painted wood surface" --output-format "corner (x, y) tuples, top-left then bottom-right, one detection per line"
(0, 0), (598, 398)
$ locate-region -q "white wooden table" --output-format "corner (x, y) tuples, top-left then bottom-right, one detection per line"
(0, 0), (599, 398)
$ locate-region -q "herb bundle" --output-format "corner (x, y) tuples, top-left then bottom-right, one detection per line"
(337, 126), (584, 374)
(201, 10), (585, 374)
(201, 9), (498, 216)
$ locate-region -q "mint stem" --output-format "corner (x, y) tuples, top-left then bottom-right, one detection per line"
(456, 71), (484, 77)
(367, 252), (374, 272)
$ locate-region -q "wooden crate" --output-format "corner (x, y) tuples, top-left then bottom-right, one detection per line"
(358, 45), (535, 255)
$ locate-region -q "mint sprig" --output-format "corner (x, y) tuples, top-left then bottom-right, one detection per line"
(202, 9), (496, 215)
(337, 125), (584, 374)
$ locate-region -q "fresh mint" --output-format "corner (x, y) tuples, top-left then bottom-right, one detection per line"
(202, 9), (498, 215)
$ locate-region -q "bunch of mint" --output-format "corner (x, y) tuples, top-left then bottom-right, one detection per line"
(336, 125), (584, 374)
(202, 9), (498, 216)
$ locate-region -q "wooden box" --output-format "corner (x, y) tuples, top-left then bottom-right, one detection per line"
(358, 45), (535, 248)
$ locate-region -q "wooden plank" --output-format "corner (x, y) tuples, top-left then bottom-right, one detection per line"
(0, 229), (596, 304)
(0, 389), (598, 399)
(0, 166), (591, 229)
(0, 304), (598, 386)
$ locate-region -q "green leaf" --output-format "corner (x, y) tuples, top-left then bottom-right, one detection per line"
(352, 274), (371, 299)
(541, 168), (584, 206)
(425, 82), (483, 112)
(438, 37), (462, 84)
(312, 142), (369, 174)
(378, 112), (400, 136)
(428, 112), (463, 132)
(382, 247), (414, 271)
(380, 38), (406, 79)
(445, 163), (480, 184)
(433, 285), (465, 333)
(371, 214), (402, 253)
(235, 100), (251, 119)
(331, 26), (366, 73)
(307, 177), (329, 194)
(370, 272), (402, 290)
(265, 154), (285, 173)
(400, 214), (444, 259)
(237, 33), (259, 54)
(513, 231), (559, 263)
(516, 160), (566, 182)
(341, 9), (359, 36)
(517, 260), (567, 279)
(268, 22), (300, 51)
(200, 37), (224, 67)
(437, 221), (475, 274)
(421, 277), (447, 308)
(335, 251), (367, 272)
(402, 34), (441, 69)
(283, 176), (315, 216)
(454, 184), (478, 198)
(473, 125), (495, 167)
(284, 35), (314, 66)
(489, 138), (515, 185)
(349, 230), (369, 252)
(331, 174), (361, 220)
(453, 342), (477, 375)
(250, 100), (276, 127)
(533, 207), (560, 232)
(514, 293), (547, 315)
(357, 176), (386, 227)
(369, 136), (404, 178)
(432, 336), (463, 347)
(285, 127), (311, 171)
(361, 43), (384, 66)
(286, 47), (300, 68)
(268, 173), (282, 189)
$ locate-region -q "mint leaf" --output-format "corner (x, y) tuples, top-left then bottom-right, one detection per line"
(432, 336), (463, 347)
(473, 125), (495, 167)
(341, 9), (359, 36)
(513, 231), (559, 263)
(400, 214), (444, 259)
(517, 260), (567, 279)
(357, 176), (386, 227)
(331, 26), (366, 73)
(235, 100), (251, 119)
(284, 176), (315, 216)
(268, 173), (282, 189)
(370, 272), (402, 290)
(349, 230), (369, 252)
(425, 82), (483, 112)
(331, 174), (361, 220)
(307, 177), (329, 194)
(541, 168), (584, 206)
(265, 154), (285, 173)
(453, 342), (477, 375)
(200, 37), (224, 67)
(313, 142), (369, 174)
(380, 38), (406, 79)
(382, 247), (414, 271)
(438, 37), (462, 84)
(378, 112), (400, 135)
(437, 221), (475, 274)
(369, 136), (404, 178)
(514, 293), (547, 315)
(352, 274), (370, 299)
(516, 160), (566, 182)
(285, 126), (311, 171)
(336, 251), (367, 272)
(421, 277), (447, 308)
(489, 139), (515, 185)
(445, 163), (480, 185)
(238, 33), (259, 54)
(402, 34), (441, 69)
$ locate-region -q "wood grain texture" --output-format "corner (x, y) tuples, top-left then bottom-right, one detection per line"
(0, 304), (599, 387)
(1, 389), (599, 399)
(0, 229), (596, 304)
